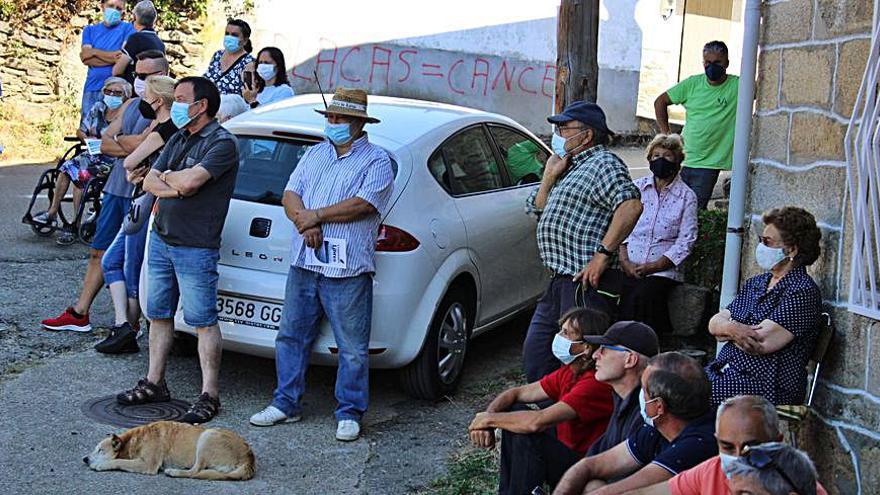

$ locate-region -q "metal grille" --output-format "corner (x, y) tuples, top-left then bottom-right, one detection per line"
(846, 1), (880, 319)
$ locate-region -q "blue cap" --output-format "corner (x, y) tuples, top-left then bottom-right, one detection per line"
(547, 101), (615, 136)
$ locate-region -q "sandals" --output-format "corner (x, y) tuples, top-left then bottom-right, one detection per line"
(116, 378), (171, 405)
(180, 393), (221, 425)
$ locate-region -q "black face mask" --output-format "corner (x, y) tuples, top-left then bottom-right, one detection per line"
(705, 62), (725, 82)
(138, 99), (156, 120)
(649, 157), (679, 180)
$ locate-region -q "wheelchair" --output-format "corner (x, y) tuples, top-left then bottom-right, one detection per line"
(21, 136), (108, 245)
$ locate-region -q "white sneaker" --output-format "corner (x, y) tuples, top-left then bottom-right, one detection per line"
(336, 419), (360, 441)
(249, 405), (301, 427)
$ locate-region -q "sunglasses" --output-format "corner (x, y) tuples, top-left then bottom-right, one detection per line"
(741, 446), (801, 495)
(134, 70), (163, 81)
(102, 89), (124, 97)
(600, 344), (630, 353)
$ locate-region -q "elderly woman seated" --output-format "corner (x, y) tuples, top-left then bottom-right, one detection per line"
(725, 443), (822, 495)
(706, 206), (822, 406)
(619, 134), (697, 333)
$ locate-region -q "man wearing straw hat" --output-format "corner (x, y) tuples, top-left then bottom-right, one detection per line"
(250, 88), (394, 442)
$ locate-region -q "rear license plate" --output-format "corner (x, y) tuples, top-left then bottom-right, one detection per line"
(216, 294), (282, 330)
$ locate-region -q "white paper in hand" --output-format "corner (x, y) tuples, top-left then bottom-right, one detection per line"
(305, 237), (347, 269)
(85, 138), (103, 156)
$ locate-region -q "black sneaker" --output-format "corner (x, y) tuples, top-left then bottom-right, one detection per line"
(180, 393), (221, 425)
(95, 322), (140, 354)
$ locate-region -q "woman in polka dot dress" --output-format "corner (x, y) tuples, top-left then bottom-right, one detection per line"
(705, 206), (822, 406)
(204, 19), (255, 95)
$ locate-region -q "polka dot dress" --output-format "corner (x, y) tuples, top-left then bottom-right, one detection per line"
(706, 266), (821, 406)
(204, 50), (255, 95)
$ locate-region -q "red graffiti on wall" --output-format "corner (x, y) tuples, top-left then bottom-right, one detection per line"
(296, 43), (553, 101)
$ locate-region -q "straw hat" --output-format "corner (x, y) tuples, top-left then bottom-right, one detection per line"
(315, 88), (380, 124)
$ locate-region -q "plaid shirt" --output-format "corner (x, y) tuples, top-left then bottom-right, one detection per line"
(526, 145), (640, 276)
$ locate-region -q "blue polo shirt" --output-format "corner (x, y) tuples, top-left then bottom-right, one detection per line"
(82, 21), (135, 91)
(626, 411), (718, 475)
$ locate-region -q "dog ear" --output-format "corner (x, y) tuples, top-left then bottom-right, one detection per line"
(111, 434), (122, 451)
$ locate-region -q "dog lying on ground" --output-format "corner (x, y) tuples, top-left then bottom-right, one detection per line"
(84, 420), (255, 481)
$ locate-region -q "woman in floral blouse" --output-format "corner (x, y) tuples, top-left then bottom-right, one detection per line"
(204, 18), (255, 95)
(618, 133), (698, 333)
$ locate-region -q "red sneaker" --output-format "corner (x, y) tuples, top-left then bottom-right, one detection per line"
(41, 307), (92, 332)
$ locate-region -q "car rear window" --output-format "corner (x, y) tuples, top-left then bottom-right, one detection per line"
(233, 136), (317, 206)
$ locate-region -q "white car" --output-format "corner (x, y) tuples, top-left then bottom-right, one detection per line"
(148, 94), (551, 399)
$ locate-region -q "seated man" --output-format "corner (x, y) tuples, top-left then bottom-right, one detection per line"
(628, 395), (828, 494)
(468, 307), (615, 495)
(554, 352), (717, 495)
(726, 443), (823, 495)
(585, 320), (659, 456)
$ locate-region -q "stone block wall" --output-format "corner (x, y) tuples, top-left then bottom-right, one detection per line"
(747, 0), (879, 492)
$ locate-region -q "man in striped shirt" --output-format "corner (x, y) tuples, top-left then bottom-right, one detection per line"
(250, 88), (394, 442)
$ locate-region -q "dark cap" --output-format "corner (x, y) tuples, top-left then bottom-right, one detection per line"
(583, 320), (659, 357)
(547, 101), (615, 136)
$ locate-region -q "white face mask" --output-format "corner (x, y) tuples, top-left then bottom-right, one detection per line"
(256, 63), (277, 81)
(551, 333), (583, 365)
(719, 453), (738, 479)
(755, 242), (787, 271)
(639, 390), (661, 427)
(133, 78), (147, 97)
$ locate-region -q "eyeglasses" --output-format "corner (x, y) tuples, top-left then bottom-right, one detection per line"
(102, 89), (124, 97)
(600, 344), (631, 353)
(757, 235), (783, 247)
(741, 446), (801, 495)
(134, 70), (163, 81)
(553, 124), (585, 134)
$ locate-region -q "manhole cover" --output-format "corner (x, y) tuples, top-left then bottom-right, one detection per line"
(82, 395), (191, 428)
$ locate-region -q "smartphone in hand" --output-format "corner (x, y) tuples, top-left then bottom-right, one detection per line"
(243, 70), (253, 90)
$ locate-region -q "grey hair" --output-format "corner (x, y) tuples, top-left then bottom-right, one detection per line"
(716, 395), (780, 439)
(133, 1), (157, 29)
(725, 442), (818, 495)
(102, 76), (132, 99)
(646, 352), (711, 420)
(218, 94), (249, 122)
(703, 40), (729, 57)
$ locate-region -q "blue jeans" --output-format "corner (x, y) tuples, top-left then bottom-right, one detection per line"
(145, 231), (220, 328)
(101, 220), (148, 298)
(81, 89), (102, 119)
(272, 266), (373, 422)
(680, 167), (721, 210)
(91, 193), (131, 251)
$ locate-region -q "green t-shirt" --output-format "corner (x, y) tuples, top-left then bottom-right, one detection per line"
(667, 74), (739, 170)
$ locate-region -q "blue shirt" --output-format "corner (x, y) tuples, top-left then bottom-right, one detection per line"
(285, 134), (394, 278)
(626, 411), (718, 475)
(706, 266), (821, 405)
(81, 21), (135, 91)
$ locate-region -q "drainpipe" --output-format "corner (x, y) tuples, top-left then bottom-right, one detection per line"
(718, 0), (762, 316)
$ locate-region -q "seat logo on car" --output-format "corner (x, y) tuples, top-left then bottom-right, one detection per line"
(249, 217), (272, 238)
(230, 249), (284, 263)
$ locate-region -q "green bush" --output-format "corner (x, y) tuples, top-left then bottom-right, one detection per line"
(683, 208), (728, 291)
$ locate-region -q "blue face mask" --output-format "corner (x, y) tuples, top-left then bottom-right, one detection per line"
(170, 101), (194, 129)
(223, 35), (241, 53)
(705, 62), (726, 82)
(103, 8), (122, 26)
(719, 453), (738, 479)
(324, 122), (352, 145)
(639, 391), (661, 427)
(550, 128), (586, 158)
(103, 94), (123, 110)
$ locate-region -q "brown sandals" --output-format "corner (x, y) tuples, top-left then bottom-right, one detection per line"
(116, 378), (171, 405)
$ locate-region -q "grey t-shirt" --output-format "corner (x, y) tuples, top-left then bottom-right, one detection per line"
(151, 120), (239, 249)
(104, 97), (151, 198)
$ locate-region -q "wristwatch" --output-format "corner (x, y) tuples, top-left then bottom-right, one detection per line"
(596, 243), (616, 256)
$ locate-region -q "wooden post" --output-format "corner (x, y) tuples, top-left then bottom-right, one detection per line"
(556, 0), (600, 113)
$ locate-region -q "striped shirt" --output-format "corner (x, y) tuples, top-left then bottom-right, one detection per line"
(285, 134), (394, 278)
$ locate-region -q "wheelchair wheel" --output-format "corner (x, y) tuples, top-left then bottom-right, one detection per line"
(77, 178), (104, 245)
(27, 169), (60, 237)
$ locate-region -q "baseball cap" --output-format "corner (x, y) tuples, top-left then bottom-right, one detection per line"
(583, 320), (659, 357)
(547, 101), (615, 136)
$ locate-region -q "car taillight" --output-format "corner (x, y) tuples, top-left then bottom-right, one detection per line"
(376, 224), (419, 252)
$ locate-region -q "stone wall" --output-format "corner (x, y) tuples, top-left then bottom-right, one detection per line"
(748, 0), (879, 492)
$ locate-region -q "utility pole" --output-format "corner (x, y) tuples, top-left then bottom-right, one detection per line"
(555, 0), (600, 113)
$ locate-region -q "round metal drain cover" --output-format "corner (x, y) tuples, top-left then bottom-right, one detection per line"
(82, 395), (191, 428)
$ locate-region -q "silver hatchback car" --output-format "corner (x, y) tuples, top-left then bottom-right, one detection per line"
(155, 94), (551, 399)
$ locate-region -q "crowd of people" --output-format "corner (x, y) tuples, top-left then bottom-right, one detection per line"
(29, 1), (829, 491)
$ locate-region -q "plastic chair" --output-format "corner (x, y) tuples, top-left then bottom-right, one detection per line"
(776, 312), (835, 448)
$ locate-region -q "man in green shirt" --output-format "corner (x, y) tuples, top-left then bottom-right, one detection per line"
(654, 41), (739, 209)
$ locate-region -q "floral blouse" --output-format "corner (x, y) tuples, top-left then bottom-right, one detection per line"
(204, 50), (255, 95)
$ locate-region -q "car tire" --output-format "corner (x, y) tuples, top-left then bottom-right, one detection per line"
(399, 289), (473, 400)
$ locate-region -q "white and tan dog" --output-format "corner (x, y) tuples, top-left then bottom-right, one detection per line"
(84, 420), (255, 481)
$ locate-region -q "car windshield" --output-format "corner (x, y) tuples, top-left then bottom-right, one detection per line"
(233, 136), (316, 206)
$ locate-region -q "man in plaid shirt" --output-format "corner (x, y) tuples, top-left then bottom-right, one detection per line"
(523, 101), (643, 382)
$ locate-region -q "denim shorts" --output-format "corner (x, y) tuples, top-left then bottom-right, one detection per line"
(145, 231), (220, 328)
(92, 193), (131, 251)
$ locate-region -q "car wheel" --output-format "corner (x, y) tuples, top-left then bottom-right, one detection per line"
(399, 289), (472, 400)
